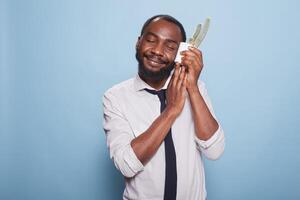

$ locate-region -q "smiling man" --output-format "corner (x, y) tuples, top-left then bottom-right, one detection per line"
(103, 15), (225, 200)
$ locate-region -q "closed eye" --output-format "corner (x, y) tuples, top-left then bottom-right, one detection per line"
(144, 34), (157, 43)
(146, 39), (156, 43)
(165, 44), (178, 51)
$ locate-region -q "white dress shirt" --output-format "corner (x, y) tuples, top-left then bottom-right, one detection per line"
(103, 74), (225, 200)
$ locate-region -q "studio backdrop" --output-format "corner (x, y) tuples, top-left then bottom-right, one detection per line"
(1, 0), (299, 199)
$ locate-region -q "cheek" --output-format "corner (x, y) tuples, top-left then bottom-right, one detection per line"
(140, 41), (153, 51)
(140, 45), (152, 55)
(167, 52), (177, 61)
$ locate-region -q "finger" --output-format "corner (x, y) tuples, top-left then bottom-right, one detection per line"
(180, 71), (188, 91)
(171, 63), (180, 88)
(181, 51), (201, 62)
(174, 62), (181, 69)
(179, 72), (187, 99)
(188, 46), (202, 61)
(176, 66), (186, 90)
(168, 63), (179, 87)
(181, 49), (200, 61)
(182, 51), (203, 66)
(181, 57), (199, 69)
(167, 67), (175, 88)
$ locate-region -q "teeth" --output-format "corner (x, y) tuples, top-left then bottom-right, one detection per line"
(151, 60), (160, 64)
(150, 60), (160, 65)
(148, 58), (163, 64)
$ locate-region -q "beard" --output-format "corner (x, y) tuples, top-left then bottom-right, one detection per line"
(136, 51), (175, 82)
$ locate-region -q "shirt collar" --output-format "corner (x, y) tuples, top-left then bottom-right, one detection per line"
(133, 73), (172, 92)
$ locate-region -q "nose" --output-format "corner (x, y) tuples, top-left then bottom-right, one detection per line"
(151, 43), (164, 56)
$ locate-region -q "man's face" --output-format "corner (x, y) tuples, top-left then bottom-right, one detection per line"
(136, 19), (183, 81)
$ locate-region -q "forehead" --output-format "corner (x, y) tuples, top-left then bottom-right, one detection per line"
(143, 19), (182, 42)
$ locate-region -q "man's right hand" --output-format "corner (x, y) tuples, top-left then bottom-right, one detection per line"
(131, 64), (187, 165)
(166, 63), (187, 117)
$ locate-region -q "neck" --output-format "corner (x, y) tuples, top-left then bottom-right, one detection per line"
(139, 73), (168, 90)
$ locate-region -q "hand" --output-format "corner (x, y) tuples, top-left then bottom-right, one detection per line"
(165, 63), (187, 116)
(180, 47), (203, 91)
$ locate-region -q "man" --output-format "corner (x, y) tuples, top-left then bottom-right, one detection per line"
(103, 14), (225, 200)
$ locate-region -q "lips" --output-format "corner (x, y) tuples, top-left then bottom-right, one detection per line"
(145, 55), (167, 68)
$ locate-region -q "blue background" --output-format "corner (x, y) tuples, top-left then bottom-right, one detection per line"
(1, 0), (299, 199)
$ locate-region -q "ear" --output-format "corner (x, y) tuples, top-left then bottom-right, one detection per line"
(135, 36), (141, 49)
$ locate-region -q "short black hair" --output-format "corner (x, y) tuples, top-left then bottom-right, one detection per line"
(140, 14), (186, 42)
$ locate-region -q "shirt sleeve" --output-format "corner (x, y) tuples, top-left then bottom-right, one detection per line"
(102, 91), (144, 178)
(194, 81), (225, 160)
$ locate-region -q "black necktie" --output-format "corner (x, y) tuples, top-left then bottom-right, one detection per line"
(145, 89), (177, 200)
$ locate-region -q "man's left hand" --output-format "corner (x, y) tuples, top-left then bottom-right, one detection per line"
(179, 46), (203, 92)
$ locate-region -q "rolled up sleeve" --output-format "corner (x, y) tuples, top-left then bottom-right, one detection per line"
(195, 125), (225, 160)
(103, 91), (144, 177)
(194, 81), (225, 160)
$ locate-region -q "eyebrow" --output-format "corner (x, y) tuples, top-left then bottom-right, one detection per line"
(146, 32), (179, 44)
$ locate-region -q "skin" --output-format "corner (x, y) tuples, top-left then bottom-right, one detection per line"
(131, 18), (219, 165)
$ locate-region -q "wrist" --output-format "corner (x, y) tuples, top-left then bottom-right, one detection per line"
(164, 106), (180, 119)
(187, 84), (200, 94)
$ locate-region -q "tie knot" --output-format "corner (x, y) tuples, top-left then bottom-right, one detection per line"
(144, 88), (166, 104)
